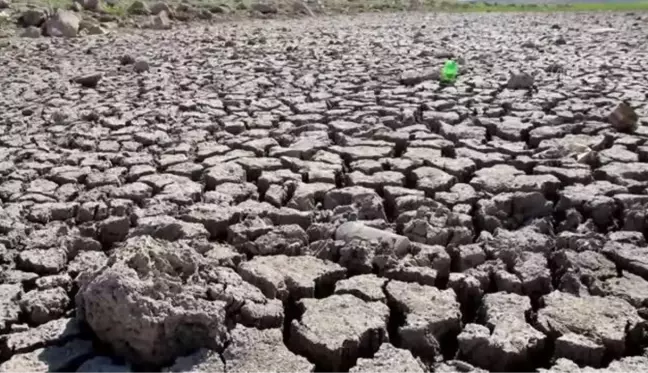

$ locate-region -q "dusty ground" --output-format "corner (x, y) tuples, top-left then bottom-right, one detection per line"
(1, 10), (648, 373)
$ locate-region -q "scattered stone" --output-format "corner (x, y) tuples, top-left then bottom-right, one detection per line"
(133, 59), (149, 73)
(43, 9), (80, 38)
(506, 72), (534, 89)
(608, 102), (639, 133)
(71, 73), (102, 88)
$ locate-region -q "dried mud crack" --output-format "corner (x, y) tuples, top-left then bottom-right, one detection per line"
(1, 10), (648, 373)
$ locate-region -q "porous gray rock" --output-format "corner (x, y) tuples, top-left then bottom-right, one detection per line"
(75, 236), (230, 367)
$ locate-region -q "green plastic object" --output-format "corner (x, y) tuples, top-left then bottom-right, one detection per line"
(441, 60), (458, 83)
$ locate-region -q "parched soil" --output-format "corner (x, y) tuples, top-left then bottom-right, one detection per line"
(1, 10), (648, 373)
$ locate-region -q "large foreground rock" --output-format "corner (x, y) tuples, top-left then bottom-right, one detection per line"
(289, 294), (389, 371)
(75, 236), (230, 367)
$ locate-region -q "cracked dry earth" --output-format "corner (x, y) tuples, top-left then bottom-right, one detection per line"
(1, 9), (648, 373)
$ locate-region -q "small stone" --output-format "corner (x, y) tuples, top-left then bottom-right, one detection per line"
(119, 54), (135, 65)
(133, 60), (149, 73)
(72, 73), (102, 88)
(608, 102), (638, 133)
(507, 72), (534, 89)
